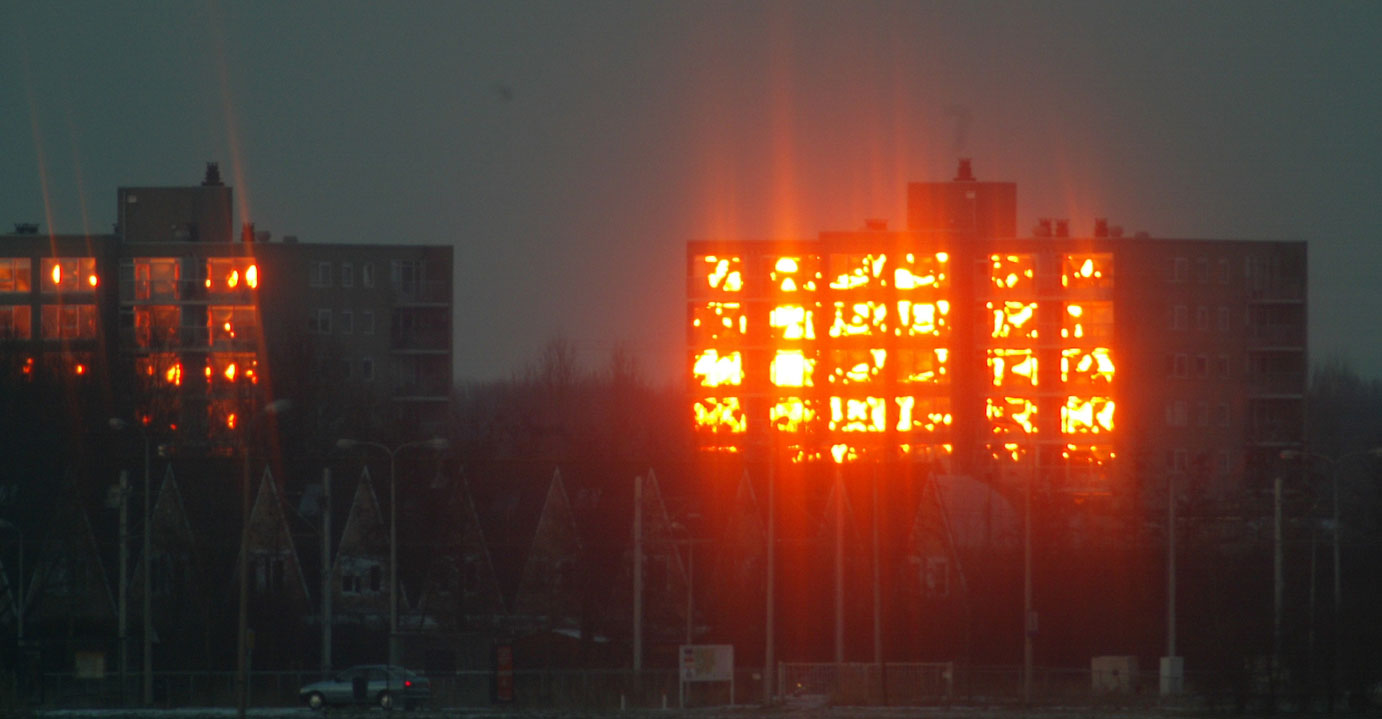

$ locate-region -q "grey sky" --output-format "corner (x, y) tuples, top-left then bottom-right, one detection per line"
(5, 1), (1381, 384)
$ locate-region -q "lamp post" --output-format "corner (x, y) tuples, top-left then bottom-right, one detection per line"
(237, 399), (291, 719)
(0, 520), (21, 642)
(335, 437), (450, 666)
(109, 418), (161, 706)
(1279, 447), (1382, 708)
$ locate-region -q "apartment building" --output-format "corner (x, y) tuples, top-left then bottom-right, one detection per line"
(687, 161), (1306, 505)
(0, 163), (453, 453)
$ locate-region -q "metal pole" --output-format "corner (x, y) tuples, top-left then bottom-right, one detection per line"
(1168, 471), (1177, 660)
(1273, 475), (1283, 683)
(633, 474), (643, 673)
(236, 446), (250, 719)
(118, 470), (129, 705)
(1023, 446), (1034, 705)
(685, 540), (694, 646)
(872, 465), (881, 666)
(834, 468), (844, 665)
(143, 439), (153, 705)
(389, 449), (398, 666)
(322, 467), (332, 674)
(764, 461), (776, 705)
(1332, 466), (1341, 710)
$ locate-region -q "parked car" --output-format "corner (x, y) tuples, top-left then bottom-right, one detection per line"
(299, 664), (431, 710)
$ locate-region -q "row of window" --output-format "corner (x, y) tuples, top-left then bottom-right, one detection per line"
(0, 304), (98, 339)
(1165, 448), (1233, 475)
(1170, 255), (1298, 290)
(307, 308), (376, 335)
(0, 257), (99, 293)
(309, 259), (426, 292)
(1169, 304), (1235, 332)
(1167, 353), (1232, 379)
(1165, 399), (1231, 428)
(310, 260), (375, 289)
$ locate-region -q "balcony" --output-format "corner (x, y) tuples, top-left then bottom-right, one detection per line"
(1245, 371), (1305, 398)
(391, 279), (449, 306)
(1246, 324), (1305, 349)
(390, 327), (450, 353)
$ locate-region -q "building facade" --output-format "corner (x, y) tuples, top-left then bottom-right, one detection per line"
(0, 163), (453, 453)
(688, 161), (1306, 505)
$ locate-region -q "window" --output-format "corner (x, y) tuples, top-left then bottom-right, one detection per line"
(391, 260), (419, 294)
(1215, 403), (1230, 428)
(1166, 400), (1188, 427)
(361, 263), (375, 288)
(1196, 306), (1209, 330)
(1195, 355), (1209, 378)
(0, 305), (32, 339)
(310, 309), (332, 334)
(340, 359), (352, 379)
(1217, 450), (1231, 475)
(0, 258), (32, 292)
(361, 310), (375, 335)
(340, 309), (353, 334)
(1215, 355), (1231, 378)
(1172, 305), (1188, 330)
(1195, 257), (1209, 284)
(1218, 306), (1231, 331)
(1218, 258), (1231, 284)
(361, 357), (374, 381)
(206, 258), (258, 293)
(340, 263), (354, 288)
(310, 261), (332, 288)
(41, 258), (98, 292)
(41, 305), (98, 339)
(1197, 401), (1210, 427)
(1167, 448), (1189, 471)
(1172, 257), (1189, 283)
(1171, 353), (1188, 378)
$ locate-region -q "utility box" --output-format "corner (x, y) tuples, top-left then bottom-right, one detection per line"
(1160, 656), (1184, 695)
(1091, 655), (1138, 693)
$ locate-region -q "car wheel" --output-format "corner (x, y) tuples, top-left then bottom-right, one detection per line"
(378, 690), (394, 710)
(306, 692), (326, 711)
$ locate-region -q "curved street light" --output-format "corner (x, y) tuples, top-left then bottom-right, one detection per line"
(335, 437), (449, 666)
(108, 418), (170, 706)
(235, 399), (292, 719)
(1279, 446), (1382, 705)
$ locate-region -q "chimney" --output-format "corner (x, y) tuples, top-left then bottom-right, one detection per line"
(241, 222), (255, 244)
(1054, 219), (1070, 238)
(1093, 218), (1109, 238)
(954, 158), (975, 182)
(203, 162), (223, 186)
(1034, 219), (1052, 237)
(864, 218), (888, 232)
(12, 223), (39, 235)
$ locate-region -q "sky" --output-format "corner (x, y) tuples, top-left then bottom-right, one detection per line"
(5, 1), (1381, 385)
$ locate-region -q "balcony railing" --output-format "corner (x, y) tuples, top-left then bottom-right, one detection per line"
(391, 279), (449, 305)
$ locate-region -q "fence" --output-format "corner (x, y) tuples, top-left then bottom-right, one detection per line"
(26, 663), (1308, 711)
(33, 668), (746, 710)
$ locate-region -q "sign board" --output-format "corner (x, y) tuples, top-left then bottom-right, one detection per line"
(494, 644), (514, 702)
(680, 644), (733, 682)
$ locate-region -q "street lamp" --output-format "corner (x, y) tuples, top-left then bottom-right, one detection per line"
(1279, 446), (1382, 706)
(335, 437), (449, 666)
(109, 418), (165, 706)
(236, 398), (292, 719)
(0, 520), (22, 643)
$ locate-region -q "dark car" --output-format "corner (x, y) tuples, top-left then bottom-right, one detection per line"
(299, 664), (431, 710)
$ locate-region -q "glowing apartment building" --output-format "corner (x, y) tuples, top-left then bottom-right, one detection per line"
(689, 161), (1306, 500)
(0, 164), (453, 453)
